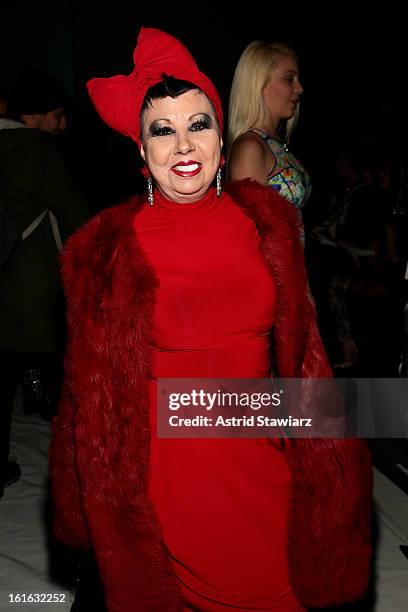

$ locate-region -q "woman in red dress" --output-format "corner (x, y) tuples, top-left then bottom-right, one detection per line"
(49, 28), (372, 612)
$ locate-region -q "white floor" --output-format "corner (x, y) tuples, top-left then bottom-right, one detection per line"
(1, 399), (408, 611)
(0, 398), (74, 612)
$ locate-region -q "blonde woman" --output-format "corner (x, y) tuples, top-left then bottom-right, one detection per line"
(228, 41), (311, 214)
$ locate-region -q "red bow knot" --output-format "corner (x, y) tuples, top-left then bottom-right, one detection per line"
(87, 28), (223, 148)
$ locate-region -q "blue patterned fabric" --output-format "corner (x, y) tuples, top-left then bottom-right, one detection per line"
(251, 129), (311, 209)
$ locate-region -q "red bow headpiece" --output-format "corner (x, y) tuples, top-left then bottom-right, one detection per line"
(87, 27), (223, 148)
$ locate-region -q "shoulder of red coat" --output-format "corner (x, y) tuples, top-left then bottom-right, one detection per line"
(225, 179), (301, 239)
(61, 194), (144, 270)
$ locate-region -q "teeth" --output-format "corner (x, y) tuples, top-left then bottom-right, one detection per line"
(174, 163), (199, 172)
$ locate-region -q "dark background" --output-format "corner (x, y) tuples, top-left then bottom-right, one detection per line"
(1, 2), (406, 208)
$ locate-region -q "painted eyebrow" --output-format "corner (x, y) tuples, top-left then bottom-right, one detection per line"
(149, 118), (171, 125)
(189, 112), (212, 121)
(149, 112), (212, 124)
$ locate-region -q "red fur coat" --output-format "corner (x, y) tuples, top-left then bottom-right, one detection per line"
(49, 180), (372, 611)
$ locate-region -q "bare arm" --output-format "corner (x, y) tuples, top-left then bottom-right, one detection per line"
(228, 134), (272, 185)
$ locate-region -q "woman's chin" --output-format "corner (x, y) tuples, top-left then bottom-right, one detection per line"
(168, 180), (210, 199)
(174, 190), (207, 203)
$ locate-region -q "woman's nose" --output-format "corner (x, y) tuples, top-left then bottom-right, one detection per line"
(174, 131), (195, 155)
(295, 79), (304, 95)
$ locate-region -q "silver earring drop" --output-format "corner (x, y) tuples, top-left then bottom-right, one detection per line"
(147, 175), (154, 206)
(216, 167), (222, 197)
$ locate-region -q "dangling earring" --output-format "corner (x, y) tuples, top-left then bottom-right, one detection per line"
(141, 164), (154, 206)
(216, 153), (225, 198)
(216, 167), (222, 197)
(147, 175), (154, 206)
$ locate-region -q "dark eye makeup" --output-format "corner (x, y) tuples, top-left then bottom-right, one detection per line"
(148, 113), (213, 137)
(190, 114), (212, 131)
(149, 123), (175, 137)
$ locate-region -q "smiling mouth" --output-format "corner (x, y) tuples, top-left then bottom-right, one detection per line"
(171, 162), (202, 177)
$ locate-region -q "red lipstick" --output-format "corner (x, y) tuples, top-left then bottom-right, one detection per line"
(171, 160), (202, 177)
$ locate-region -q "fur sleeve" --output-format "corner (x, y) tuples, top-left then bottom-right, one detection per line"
(49, 378), (91, 549)
(48, 209), (117, 550)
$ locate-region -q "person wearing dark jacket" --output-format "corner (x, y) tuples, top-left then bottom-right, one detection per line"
(0, 70), (90, 497)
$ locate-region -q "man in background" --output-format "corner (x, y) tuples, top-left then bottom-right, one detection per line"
(0, 68), (90, 497)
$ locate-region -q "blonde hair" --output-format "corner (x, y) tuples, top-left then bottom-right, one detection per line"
(227, 41), (299, 156)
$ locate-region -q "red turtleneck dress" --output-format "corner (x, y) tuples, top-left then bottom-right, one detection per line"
(135, 188), (304, 611)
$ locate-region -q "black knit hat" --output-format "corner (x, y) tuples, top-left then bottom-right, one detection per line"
(9, 67), (68, 117)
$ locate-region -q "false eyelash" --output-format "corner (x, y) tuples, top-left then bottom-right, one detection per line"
(190, 118), (212, 131)
(150, 126), (175, 137)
